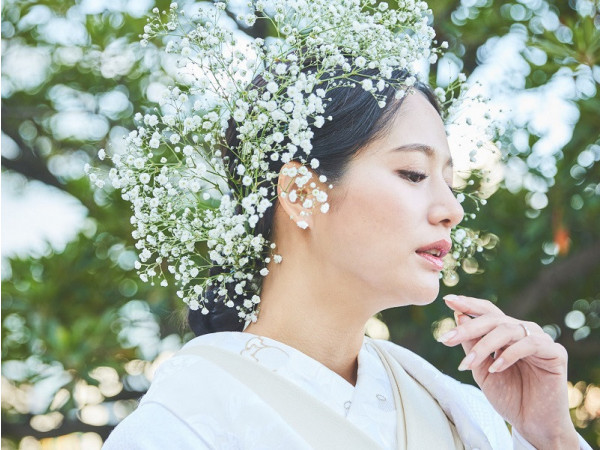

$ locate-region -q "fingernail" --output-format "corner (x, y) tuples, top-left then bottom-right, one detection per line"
(488, 357), (504, 373)
(444, 294), (460, 302)
(458, 352), (475, 371)
(438, 329), (457, 343)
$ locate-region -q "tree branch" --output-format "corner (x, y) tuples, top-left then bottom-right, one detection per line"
(1, 390), (146, 442)
(507, 240), (600, 318)
(1, 128), (66, 191)
(223, 7), (268, 40)
(1, 419), (115, 442)
(1, 155), (65, 190)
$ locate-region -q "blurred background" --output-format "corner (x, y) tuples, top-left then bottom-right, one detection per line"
(2, 0), (599, 448)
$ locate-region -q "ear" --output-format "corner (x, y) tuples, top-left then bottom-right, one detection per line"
(277, 161), (327, 230)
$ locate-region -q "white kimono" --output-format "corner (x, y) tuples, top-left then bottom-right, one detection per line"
(103, 331), (591, 449)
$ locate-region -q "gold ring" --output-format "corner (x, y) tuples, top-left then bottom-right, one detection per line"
(520, 323), (531, 338)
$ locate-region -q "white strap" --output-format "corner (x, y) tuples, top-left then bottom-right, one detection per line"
(366, 341), (408, 449)
(176, 344), (383, 450)
(367, 339), (465, 450)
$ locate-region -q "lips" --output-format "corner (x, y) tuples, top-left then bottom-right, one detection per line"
(415, 239), (451, 271)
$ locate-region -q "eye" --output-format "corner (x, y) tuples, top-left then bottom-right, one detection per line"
(397, 170), (428, 183)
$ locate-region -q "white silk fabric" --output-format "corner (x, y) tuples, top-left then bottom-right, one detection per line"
(103, 331), (592, 450)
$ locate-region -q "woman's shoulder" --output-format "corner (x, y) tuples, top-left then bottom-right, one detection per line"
(103, 402), (221, 449)
(105, 332), (310, 448)
(141, 332), (256, 406)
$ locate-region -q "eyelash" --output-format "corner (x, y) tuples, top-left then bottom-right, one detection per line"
(398, 170), (457, 194)
(397, 170), (428, 183)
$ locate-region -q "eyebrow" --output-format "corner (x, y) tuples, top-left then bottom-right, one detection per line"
(389, 143), (453, 168)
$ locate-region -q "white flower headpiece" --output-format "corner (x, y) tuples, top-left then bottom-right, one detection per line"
(89, 0), (492, 324)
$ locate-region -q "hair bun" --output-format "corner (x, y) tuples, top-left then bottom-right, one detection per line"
(187, 266), (248, 336)
(188, 299), (245, 336)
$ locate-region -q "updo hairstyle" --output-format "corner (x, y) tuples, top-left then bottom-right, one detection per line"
(189, 66), (441, 336)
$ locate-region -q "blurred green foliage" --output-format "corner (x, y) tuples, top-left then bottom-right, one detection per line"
(2, 0), (599, 447)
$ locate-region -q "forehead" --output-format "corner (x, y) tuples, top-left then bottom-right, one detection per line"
(361, 91), (451, 162)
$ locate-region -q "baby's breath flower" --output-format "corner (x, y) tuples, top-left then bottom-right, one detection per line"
(90, 0), (486, 326)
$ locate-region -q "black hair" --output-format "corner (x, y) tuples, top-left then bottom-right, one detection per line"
(188, 68), (441, 336)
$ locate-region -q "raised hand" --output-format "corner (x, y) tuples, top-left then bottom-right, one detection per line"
(438, 294), (579, 449)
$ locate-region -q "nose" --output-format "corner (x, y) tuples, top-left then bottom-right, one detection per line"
(428, 178), (464, 228)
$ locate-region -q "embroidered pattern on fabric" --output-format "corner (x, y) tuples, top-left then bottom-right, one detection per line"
(240, 336), (290, 371)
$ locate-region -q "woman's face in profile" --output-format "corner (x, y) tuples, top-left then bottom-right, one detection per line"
(311, 91), (464, 310)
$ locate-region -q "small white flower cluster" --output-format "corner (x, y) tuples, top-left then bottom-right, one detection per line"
(438, 166), (498, 285)
(91, 0), (483, 324)
(442, 225), (498, 287)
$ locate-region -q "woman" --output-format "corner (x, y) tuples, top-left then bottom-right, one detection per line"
(103, 76), (590, 449)
(101, 2), (591, 449)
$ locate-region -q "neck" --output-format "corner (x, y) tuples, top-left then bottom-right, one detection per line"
(244, 246), (372, 387)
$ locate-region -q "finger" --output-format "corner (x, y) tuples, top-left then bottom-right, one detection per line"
(438, 313), (507, 348)
(488, 334), (566, 374)
(516, 320), (545, 336)
(457, 322), (528, 372)
(443, 295), (504, 317)
(454, 313), (477, 356)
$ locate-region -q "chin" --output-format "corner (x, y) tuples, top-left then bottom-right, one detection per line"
(383, 283), (439, 309)
(411, 293), (438, 306)
(409, 279), (440, 305)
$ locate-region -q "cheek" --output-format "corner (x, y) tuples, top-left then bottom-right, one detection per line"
(350, 175), (418, 231)
(323, 174), (418, 257)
